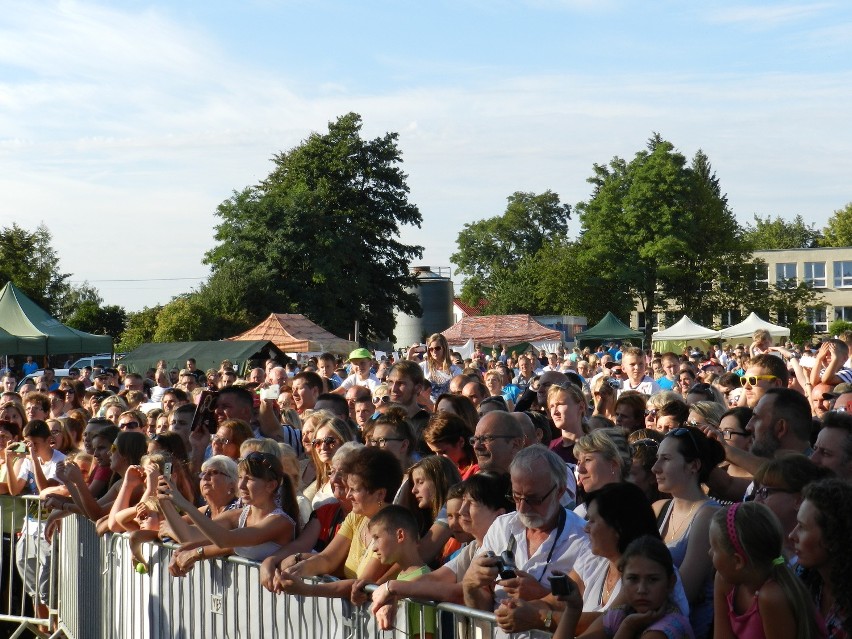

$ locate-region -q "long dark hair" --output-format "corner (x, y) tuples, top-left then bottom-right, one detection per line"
(238, 451), (300, 535)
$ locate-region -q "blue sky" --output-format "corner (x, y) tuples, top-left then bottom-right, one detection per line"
(0, 1), (850, 312)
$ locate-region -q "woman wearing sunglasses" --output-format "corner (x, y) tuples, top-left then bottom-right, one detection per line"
(651, 425), (725, 639)
(420, 333), (462, 401)
(159, 450), (300, 569)
(302, 412), (356, 510)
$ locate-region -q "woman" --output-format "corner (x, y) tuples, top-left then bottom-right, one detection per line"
(753, 455), (832, 560)
(686, 400), (724, 431)
(484, 370), (514, 411)
(59, 380), (85, 412)
(573, 428), (630, 515)
(271, 446), (403, 598)
(613, 392), (646, 433)
(590, 376), (617, 423)
(676, 369), (696, 399)
(420, 333), (462, 401)
(365, 471), (513, 610)
(494, 482), (688, 635)
(0, 402), (25, 433)
(643, 392), (683, 431)
(626, 429), (664, 503)
(99, 396), (127, 424)
(160, 451), (300, 570)
(652, 425), (724, 639)
(297, 410), (320, 491)
(303, 412), (356, 509)
(792, 478), (852, 638)
(367, 407), (417, 472)
(211, 419), (253, 461)
(548, 383), (588, 464)
(434, 393), (479, 433)
(423, 411), (477, 479)
(47, 418), (76, 455)
(48, 389), (67, 418)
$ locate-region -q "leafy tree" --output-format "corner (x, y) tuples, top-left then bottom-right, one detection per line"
(451, 191), (571, 307)
(153, 297), (204, 343)
(821, 202), (852, 247)
(572, 135), (752, 342)
(829, 319), (852, 336)
(117, 306), (162, 352)
(789, 322), (815, 346)
(0, 223), (70, 315)
(743, 214), (821, 250)
(204, 113), (423, 342)
(54, 281), (103, 323)
(66, 301), (127, 337)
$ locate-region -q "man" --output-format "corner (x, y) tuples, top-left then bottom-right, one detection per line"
(1, 374), (16, 393)
(317, 352), (342, 391)
(386, 360), (430, 437)
(291, 372), (322, 415)
(218, 368), (237, 389)
(811, 410), (852, 480)
(178, 370), (198, 394)
(353, 396), (374, 430)
(462, 445), (590, 626)
(247, 367), (266, 385)
(449, 374), (471, 395)
(513, 356), (535, 391)
(268, 366), (288, 390)
(617, 347), (660, 396)
(170, 404), (197, 458)
(162, 388), (190, 415)
(344, 385), (372, 422)
(123, 372), (146, 394)
(470, 411), (524, 474)
(657, 352), (680, 390)
(79, 366), (94, 388)
(740, 353), (788, 408)
(462, 381), (488, 409)
(542, 352), (561, 373)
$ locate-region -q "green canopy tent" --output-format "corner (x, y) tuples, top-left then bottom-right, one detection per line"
(0, 282), (112, 356)
(574, 311), (644, 348)
(119, 340), (288, 376)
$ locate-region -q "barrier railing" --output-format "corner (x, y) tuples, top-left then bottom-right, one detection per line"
(2, 497), (504, 639)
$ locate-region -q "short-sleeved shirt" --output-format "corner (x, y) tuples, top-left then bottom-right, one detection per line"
(603, 604), (694, 639)
(337, 512), (375, 579)
(339, 373), (380, 392)
(18, 449), (66, 535)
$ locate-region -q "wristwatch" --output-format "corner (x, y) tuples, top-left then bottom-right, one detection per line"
(543, 610), (554, 630)
(196, 547), (204, 558)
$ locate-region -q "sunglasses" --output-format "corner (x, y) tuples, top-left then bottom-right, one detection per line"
(507, 483), (556, 506)
(373, 396), (391, 405)
(369, 437), (405, 447)
(667, 427), (700, 455)
(199, 469), (228, 480)
(119, 421), (140, 430)
(312, 436), (339, 448)
(241, 451), (278, 471)
(211, 435), (231, 445)
(631, 438), (659, 449)
(740, 375), (778, 387)
(644, 409), (658, 418)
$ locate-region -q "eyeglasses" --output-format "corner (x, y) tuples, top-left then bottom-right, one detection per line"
(667, 427), (700, 455)
(427, 346), (443, 352)
(49, 429), (62, 436)
(644, 409), (658, 418)
(211, 435), (231, 445)
(469, 434), (518, 446)
(369, 437), (405, 447)
(754, 485), (795, 500)
(119, 421), (140, 430)
(631, 438), (659, 450)
(508, 483), (557, 506)
(686, 419), (709, 429)
(722, 429), (750, 440)
(312, 436), (339, 448)
(199, 469), (227, 480)
(740, 375), (778, 387)
(373, 396), (391, 405)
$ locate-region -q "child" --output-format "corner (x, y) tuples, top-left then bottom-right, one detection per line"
(353, 505), (435, 639)
(553, 535), (693, 639)
(440, 483), (473, 565)
(710, 502), (825, 639)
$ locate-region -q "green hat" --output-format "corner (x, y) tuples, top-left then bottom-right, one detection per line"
(348, 348), (373, 361)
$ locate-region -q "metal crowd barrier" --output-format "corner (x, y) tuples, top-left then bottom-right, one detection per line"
(2, 495), (505, 639)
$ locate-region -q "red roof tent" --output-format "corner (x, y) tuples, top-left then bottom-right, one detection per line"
(442, 314), (562, 346)
(228, 313), (355, 355)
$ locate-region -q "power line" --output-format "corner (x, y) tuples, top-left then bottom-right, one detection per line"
(67, 277), (207, 283)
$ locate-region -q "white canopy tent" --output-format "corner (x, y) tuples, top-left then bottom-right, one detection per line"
(651, 315), (721, 353)
(719, 312), (791, 340)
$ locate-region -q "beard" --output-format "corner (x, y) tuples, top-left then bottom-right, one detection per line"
(517, 497), (561, 531)
(750, 432), (780, 458)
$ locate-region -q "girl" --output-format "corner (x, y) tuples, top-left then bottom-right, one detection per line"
(404, 455), (462, 538)
(420, 333), (462, 401)
(423, 412), (477, 479)
(710, 501), (824, 639)
(554, 535), (693, 639)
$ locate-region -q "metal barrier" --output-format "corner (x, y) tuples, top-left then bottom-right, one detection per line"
(1, 496), (504, 639)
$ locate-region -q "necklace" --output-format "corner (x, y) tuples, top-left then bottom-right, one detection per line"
(667, 500), (700, 540)
(601, 564), (618, 604)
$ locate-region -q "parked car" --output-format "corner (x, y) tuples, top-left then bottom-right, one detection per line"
(69, 354), (117, 370)
(16, 369), (71, 392)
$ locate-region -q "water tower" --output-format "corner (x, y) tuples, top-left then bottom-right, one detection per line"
(393, 266), (454, 350)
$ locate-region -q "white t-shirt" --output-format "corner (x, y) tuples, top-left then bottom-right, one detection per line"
(339, 373), (380, 392)
(617, 375), (661, 397)
(18, 449), (66, 535)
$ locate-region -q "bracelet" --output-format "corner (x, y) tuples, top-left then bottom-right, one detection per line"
(386, 580), (394, 596)
(295, 553), (302, 563)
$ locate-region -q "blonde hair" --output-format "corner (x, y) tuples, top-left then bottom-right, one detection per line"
(573, 428), (631, 479)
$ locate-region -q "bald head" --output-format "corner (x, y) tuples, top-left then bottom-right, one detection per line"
(511, 412), (535, 447)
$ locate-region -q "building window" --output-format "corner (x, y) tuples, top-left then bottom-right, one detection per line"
(775, 262), (797, 288)
(807, 307), (828, 333)
(834, 261), (852, 288)
(804, 262), (826, 288)
(637, 312), (659, 332)
(754, 263), (769, 289)
(835, 307), (852, 322)
(721, 309), (741, 328)
(776, 307), (796, 326)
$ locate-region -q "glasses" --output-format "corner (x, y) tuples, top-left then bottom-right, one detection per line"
(644, 409), (658, 418)
(119, 421), (140, 430)
(211, 435), (231, 445)
(740, 375), (778, 387)
(49, 429), (62, 436)
(241, 451), (277, 471)
(667, 427), (700, 455)
(312, 436), (339, 448)
(373, 396), (391, 405)
(687, 419), (709, 429)
(631, 438), (659, 450)
(754, 485), (795, 500)
(469, 434), (518, 446)
(369, 437), (405, 447)
(722, 429), (750, 440)
(427, 346), (443, 352)
(508, 483), (557, 506)
(199, 469), (227, 480)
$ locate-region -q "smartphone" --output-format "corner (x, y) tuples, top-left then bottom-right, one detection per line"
(163, 462), (172, 480)
(261, 384), (280, 401)
(548, 570), (574, 596)
(191, 390), (219, 434)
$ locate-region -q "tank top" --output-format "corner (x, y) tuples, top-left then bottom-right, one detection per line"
(233, 505), (295, 561)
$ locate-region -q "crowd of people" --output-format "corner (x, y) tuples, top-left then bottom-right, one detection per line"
(0, 326), (851, 639)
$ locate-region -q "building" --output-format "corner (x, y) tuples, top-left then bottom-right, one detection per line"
(631, 246), (852, 335)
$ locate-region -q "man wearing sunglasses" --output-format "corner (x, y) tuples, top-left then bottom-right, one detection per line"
(739, 354), (788, 408)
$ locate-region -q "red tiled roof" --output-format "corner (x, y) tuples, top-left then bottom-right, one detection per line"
(453, 298), (487, 317)
(228, 314), (355, 355)
(442, 314), (562, 345)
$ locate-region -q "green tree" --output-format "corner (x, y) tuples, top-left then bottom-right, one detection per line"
(66, 301), (127, 337)
(821, 202), (852, 247)
(117, 306), (162, 352)
(54, 281), (103, 323)
(204, 113), (423, 342)
(451, 191), (571, 307)
(0, 223), (70, 315)
(743, 214), (821, 249)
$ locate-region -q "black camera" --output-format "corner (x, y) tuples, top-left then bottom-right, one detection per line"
(490, 550), (517, 580)
(548, 570), (574, 596)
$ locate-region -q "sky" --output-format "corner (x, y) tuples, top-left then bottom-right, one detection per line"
(1, 0), (850, 312)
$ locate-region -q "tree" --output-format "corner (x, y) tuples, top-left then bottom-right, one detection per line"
(743, 214), (821, 250)
(821, 202), (852, 247)
(117, 306), (162, 352)
(66, 301), (127, 338)
(204, 113), (423, 342)
(451, 191), (571, 308)
(0, 223), (70, 315)
(54, 281), (103, 323)
(572, 135), (752, 341)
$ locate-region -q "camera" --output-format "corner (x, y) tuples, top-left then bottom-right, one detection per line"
(548, 570), (574, 596)
(606, 377), (621, 390)
(491, 550), (517, 580)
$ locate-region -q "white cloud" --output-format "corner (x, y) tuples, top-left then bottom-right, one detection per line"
(705, 3), (835, 28)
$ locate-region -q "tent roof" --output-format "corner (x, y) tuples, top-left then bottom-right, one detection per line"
(575, 312), (643, 344)
(719, 312), (791, 340)
(227, 314), (355, 355)
(652, 315), (721, 342)
(0, 282), (112, 355)
(119, 340), (287, 374)
(441, 314), (562, 345)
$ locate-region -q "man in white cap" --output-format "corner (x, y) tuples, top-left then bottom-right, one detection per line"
(334, 348), (380, 394)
